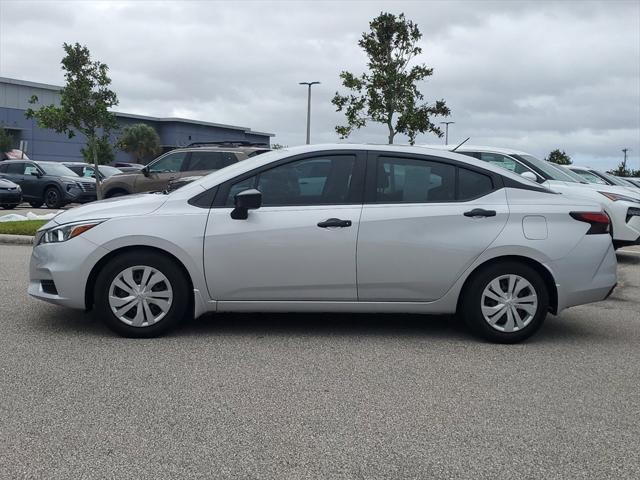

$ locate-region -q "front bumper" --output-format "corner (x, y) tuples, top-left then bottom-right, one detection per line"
(28, 236), (108, 309)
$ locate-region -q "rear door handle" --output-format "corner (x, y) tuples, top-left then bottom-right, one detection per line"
(317, 218), (352, 228)
(464, 208), (497, 218)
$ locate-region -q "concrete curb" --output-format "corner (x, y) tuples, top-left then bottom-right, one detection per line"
(0, 234), (34, 245)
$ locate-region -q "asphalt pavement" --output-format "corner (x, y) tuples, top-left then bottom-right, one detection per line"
(1, 245), (639, 479)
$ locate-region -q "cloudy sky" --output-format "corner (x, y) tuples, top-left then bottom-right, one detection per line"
(0, 0), (638, 169)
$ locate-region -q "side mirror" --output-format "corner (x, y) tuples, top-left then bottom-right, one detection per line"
(30, 171), (42, 178)
(520, 171), (538, 182)
(231, 189), (262, 220)
(141, 167), (150, 177)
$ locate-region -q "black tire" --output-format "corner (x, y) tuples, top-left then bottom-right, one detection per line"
(1, 204), (18, 210)
(460, 261), (549, 343)
(94, 250), (191, 337)
(29, 201), (43, 208)
(44, 187), (63, 209)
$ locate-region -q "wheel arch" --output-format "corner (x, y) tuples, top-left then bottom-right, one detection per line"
(84, 245), (195, 317)
(456, 255), (558, 315)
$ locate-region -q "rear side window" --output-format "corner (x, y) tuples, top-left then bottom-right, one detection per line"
(376, 157), (456, 203)
(5, 163), (23, 174)
(0, 163), (7, 173)
(458, 168), (493, 200)
(186, 152), (238, 172)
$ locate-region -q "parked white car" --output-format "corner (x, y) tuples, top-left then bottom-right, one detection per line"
(429, 146), (640, 249)
(568, 166), (640, 194)
(29, 145), (616, 343)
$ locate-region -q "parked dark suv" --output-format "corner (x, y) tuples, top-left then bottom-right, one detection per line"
(100, 143), (270, 197)
(0, 160), (96, 208)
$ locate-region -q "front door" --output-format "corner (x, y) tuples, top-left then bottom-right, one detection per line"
(357, 153), (509, 301)
(204, 152), (365, 302)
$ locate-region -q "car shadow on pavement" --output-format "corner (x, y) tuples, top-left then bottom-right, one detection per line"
(616, 250), (640, 265)
(34, 303), (609, 345)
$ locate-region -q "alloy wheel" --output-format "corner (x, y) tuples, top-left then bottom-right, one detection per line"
(108, 266), (173, 327)
(480, 274), (538, 333)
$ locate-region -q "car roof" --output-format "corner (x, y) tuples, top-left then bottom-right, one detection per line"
(421, 144), (533, 156)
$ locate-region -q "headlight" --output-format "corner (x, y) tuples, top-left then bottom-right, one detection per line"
(36, 220), (105, 246)
(598, 191), (640, 204)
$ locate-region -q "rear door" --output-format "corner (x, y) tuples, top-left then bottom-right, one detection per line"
(356, 152), (509, 302)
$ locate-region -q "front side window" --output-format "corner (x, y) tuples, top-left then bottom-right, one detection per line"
(149, 152), (187, 173)
(225, 155), (356, 207)
(23, 164), (39, 175)
(376, 157), (456, 203)
(187, 151), (238, 172)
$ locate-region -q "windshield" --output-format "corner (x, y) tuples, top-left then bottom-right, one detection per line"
(39, 163), (78, 177)
(554, 165), (589, 184)
(597, 171), (633, 187)
(98, 166), (122, 177)
(510, 154), (580, 182)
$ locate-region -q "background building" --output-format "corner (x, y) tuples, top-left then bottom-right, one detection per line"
(0, 76), (274, 163)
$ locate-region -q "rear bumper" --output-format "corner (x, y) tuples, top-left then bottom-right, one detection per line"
(0, 191), (22, 204)
(550, 236), (617, 312)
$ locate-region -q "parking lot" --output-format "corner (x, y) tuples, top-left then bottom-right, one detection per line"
(0, 244), (638, 479)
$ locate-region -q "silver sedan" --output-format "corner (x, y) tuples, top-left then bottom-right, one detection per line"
(28, 145), (617, 343)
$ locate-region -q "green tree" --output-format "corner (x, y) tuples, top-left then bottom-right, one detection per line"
(332, 12), (450, 144)
(117, 123), (161, 163)
(81, 136), (115, 166)
(25, 43), (118, 198)
(545, 149), (572, 165)
(0, 126), (14, 157)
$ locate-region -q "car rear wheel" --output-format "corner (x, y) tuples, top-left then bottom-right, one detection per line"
(460, 261), (549, 343)
(94, 250), (190, 337)
(44, 187), (63, 209)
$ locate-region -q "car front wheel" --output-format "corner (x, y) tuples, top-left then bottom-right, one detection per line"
(460, 261), (549, 343)
(94, 250), (190, 337)
(44, 187), (63, 209)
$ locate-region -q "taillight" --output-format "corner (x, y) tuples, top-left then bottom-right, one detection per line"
(570, 211), (611, 235)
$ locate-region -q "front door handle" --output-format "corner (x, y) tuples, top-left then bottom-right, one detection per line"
(317, 218), (352, 228)
(464, 208), (497, 218)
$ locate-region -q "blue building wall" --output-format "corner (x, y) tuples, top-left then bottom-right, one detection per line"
(0, 77), (273, 163)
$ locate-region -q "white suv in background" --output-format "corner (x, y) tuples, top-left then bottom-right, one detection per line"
(426, 146), (640, 249)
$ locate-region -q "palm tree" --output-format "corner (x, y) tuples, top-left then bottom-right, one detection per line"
(117, 123), (161, 163)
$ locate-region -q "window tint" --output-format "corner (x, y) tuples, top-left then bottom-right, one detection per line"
(0, 163), (7, 173)
(458, 168), (493, 200)
(187, 151), (238, 172)
(376, 157), (456, 203)
(6, 163), (23, 174)
(225, 155), (356, 207)
(149, 152), (187, 173)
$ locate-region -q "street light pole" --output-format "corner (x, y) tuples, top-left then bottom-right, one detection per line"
(299, 81), (320, 144)
(440, 121), (455, 145)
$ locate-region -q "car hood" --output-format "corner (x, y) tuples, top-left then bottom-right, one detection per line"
(53, 193), (167, 225)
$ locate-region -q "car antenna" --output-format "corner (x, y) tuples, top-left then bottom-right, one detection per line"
(450, 137), (470, 152)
